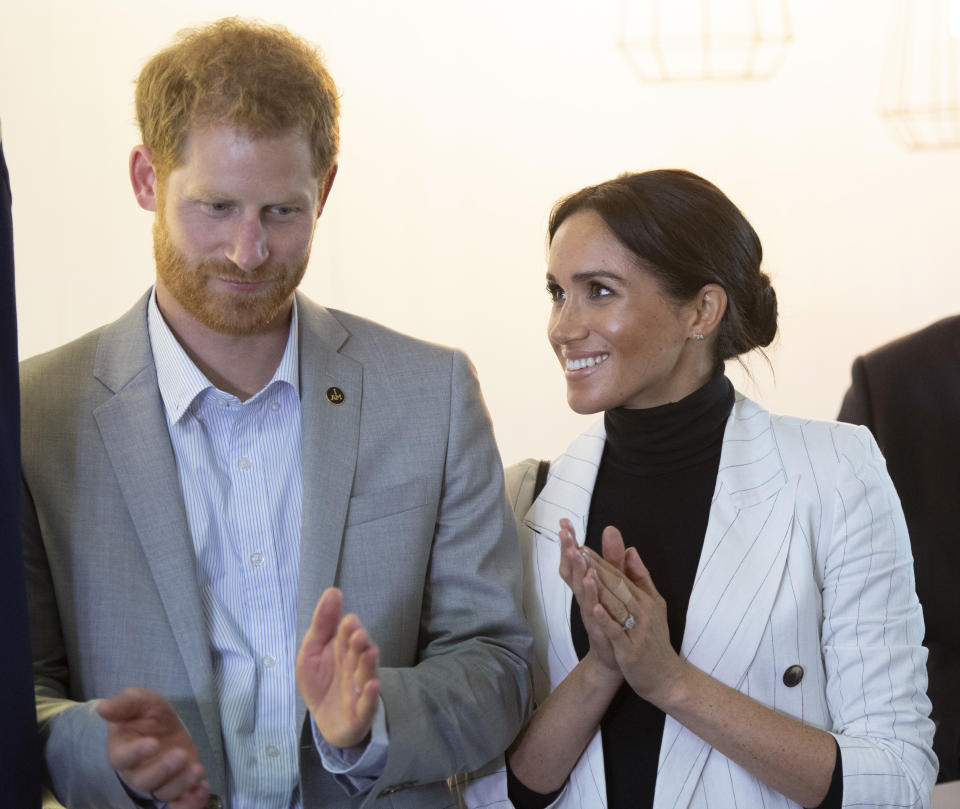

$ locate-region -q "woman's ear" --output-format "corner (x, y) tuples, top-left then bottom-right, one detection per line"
(129, 145), (159, 212)
(690, 283), (727, 338)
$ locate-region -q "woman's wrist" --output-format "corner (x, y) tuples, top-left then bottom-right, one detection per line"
(645, 658), (697, 714)
(582, 649), (624, 691)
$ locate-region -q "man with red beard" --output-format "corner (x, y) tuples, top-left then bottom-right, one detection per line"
(19, 19), (531, 809)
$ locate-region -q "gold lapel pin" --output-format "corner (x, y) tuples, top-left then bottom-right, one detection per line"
(326, 386), (345, 405)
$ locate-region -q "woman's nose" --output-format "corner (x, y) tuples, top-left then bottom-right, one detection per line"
(549, 300), (588, 344)
(225, 217), (269, 271)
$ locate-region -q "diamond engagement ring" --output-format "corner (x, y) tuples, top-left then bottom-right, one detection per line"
(622, 614), (636, 631)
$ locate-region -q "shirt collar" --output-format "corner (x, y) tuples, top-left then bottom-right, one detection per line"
(147, 287), (300, 424)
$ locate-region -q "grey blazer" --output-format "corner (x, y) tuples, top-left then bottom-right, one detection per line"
(21, 291), (533, 809)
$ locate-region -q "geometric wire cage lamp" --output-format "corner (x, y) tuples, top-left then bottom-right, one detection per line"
(879, 0), (960, 149)
(617, 0), (793, 82)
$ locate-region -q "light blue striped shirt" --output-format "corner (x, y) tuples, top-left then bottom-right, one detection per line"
(148, 292), (304, 809)
(147, 291), (388, 807)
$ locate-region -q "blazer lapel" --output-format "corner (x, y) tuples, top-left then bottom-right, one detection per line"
(521, 420), (605, 680)
(293, 295), (363, 727)
(522, 421), (609, 809)
(655, 394), (797, 809)
(526, 420), (605, 539)
(91, 295), (224, 776)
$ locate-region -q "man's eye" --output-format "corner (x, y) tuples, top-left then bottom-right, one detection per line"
(269, 205), (301, 219)
(206, 202), (232, 214)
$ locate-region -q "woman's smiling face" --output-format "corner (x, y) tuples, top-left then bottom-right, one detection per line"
(546, 210), (711, 415)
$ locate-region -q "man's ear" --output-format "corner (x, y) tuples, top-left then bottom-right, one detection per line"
(690, 283), (727, 338)
(316, 163), (338, 218)
(130, 145), (159, 212)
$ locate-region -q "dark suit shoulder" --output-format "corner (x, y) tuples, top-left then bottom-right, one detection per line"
(857, 315), (960, 377)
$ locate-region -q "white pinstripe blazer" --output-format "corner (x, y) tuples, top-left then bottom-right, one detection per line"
(458, 393), (936, 809)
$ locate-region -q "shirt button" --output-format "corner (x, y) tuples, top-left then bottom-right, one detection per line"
(217, 398), (229, 408)
(238, 456), (252, 470)
(265, 745), (281, 758)
(263, 655), (276, 669)
(270, 402), (280, 412)
(250, 552), (264, 566)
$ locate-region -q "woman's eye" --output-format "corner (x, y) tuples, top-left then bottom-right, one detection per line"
(547, 283), (566, 303)
(590, 284), (612, 298)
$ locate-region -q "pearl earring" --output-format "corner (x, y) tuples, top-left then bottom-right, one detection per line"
(693, 332), (705, 341)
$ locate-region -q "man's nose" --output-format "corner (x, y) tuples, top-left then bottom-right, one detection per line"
(225, 217), (269, 271)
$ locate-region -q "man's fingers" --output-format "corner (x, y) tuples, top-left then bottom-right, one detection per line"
(355, 677), (380, 728)
(97, 687), (160, 723)
(106, 736), (160, 770)
(306, 588), (344, 648)
(354, 640), (379, 691)
(342, 625), (369, 690)
(148, 758), (207, 804)
(170, 779), (212, 809)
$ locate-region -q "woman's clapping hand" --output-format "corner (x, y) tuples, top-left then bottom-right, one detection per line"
(566, 524), (689, 708)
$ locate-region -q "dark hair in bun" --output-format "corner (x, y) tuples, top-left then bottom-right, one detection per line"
(548, 169), (777, 362)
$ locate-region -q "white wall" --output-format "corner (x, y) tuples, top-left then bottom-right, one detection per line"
(2, 0), (959, 464)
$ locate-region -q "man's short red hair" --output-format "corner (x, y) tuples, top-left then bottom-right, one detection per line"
(135, 17), (340, 180)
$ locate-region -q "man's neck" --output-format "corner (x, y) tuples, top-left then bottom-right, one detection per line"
(155, 288), (293, 402)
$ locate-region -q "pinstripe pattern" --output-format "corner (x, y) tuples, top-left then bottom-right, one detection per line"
(148, 294), (304, 809)
(457, 393), (936, 809)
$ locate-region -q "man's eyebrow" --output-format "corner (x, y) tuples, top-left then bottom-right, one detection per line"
(184, 187), (313, 206)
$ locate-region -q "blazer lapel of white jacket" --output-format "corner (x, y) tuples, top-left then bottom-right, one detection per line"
(91, 295), (224, 777)
(655, 394), (797, 809)
(520, 422), (610, 809)
(522, 420), (605, 683)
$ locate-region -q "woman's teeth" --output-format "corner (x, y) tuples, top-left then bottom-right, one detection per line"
(566, 354), (609, 371)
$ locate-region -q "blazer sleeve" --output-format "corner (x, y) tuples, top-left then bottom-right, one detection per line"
(450, 458), (567, 809)
(820, 425), (937, 807)
(362, 350), (534, 806)
(22, 477), (140, 809)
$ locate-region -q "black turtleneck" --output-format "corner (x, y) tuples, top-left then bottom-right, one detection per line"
(570, 369), (734, 808)
(507, 371), (841, 809)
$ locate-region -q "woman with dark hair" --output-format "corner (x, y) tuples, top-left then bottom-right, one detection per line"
(458, 170), (936, 809)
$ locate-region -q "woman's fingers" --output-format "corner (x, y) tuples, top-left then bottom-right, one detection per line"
(593, 576), (634, 627)
(583, 542), (662, 604)
(587, 552), (638, 601)
(558, 521), (590, 595)
(600, 525), (627, 569)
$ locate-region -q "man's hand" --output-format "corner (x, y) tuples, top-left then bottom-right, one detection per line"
(97, 688), (209, 809)
(296, 587), (380, 749)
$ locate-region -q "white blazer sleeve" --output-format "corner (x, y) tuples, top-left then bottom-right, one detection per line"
(821, 425), (937, 807)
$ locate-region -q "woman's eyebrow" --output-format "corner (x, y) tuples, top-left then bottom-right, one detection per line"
(548, 269), (625, 284)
